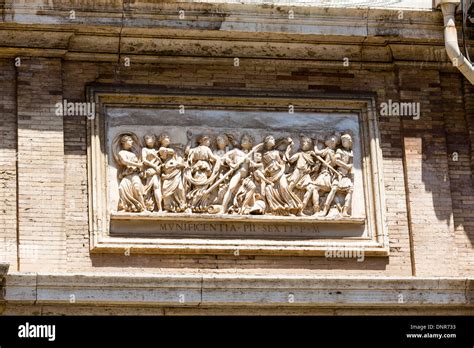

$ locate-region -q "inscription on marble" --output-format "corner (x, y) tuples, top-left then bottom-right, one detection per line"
(109, 218), (366, 238)
(154, 222), (320, 234)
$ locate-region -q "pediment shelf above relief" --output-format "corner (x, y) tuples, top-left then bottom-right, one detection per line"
(110, 212), (366, 224)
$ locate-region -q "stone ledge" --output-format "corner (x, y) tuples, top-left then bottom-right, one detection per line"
(111, 211), (367, 224)
(4, 272), (473, 308)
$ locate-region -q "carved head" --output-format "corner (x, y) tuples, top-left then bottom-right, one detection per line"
(253, 151), (262, 163)
(299, 135), (313, 151)
(264, 135), (275, 149)
(197, 135), (211, 147)
(143, 134), (156, 148)
(120, 135), (134, 150)
(158, 147), (171, 160)
(158, 133), (171, 148)
(240, 133), (254, 151)
(215, 134), (229, 150)
(325, 134), (340, 150)
(341, 133), (353, 150)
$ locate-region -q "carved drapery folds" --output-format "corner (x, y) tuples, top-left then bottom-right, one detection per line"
(113, 131), (354, 218)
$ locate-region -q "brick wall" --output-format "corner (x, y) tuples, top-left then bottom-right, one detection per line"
(62, 62), (99, 271)
(16, 58), (66, 272)
(399, 68), (459, 276)
(0, 59), (17, 270)
(445, 77), (474, 276)
(1, 57), (472, 276)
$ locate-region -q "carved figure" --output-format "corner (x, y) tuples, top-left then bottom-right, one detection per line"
(142, 134), (162, 212)
(114, 134), (147, 212)
(314, 133), (342, 216)
(231, 151), (269, 215)
(213, 133), (232, 205)
(112, 130), (355, 218)
(262, 135), (302, 215)
(159, 145), (187, 213)
(327, 133), (354, 217)
(218, 134), (261, 214)
(184, 135), (221, 212)
(286, 135), (320, 215)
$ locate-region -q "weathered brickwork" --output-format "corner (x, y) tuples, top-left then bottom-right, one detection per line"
(463, 82), (474, 275)
(0, 60), (17, 270)
(15, 58), (66, 272)
(399, 68), (460, 276)
(62, 62), (99, 271)
(443, 76), (474, 276)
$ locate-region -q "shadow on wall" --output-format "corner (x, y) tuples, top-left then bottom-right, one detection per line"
(90, 253), (390, 272)
(404, 132), (474, 246)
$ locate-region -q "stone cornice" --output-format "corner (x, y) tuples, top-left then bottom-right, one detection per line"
(4, 272), (473, 308)
(2, 1), (472, 64)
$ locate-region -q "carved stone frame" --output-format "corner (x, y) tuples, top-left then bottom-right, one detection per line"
(87, 85), (388, 256)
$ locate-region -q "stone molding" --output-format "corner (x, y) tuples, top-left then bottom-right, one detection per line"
(1, 1), (471, 66)
(86, 86), (389, 256)
(4, 272), (473, 308)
